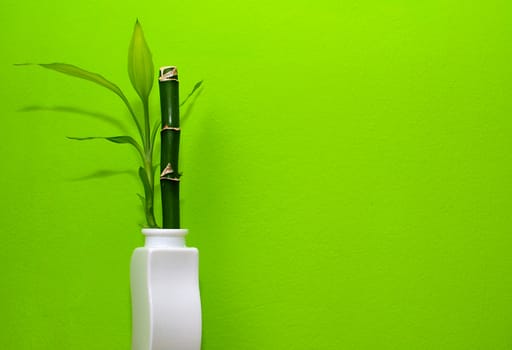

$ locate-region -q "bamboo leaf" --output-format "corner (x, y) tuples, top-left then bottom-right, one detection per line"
(128, 20), (154, 101)
(20, 63), (128, 103)
(180, 80), (203, 107)
(16, 62), (143, 139)
(68, 135), (137, 145)
(67, 136), (145, 162)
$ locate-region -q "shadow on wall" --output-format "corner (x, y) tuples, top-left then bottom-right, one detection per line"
(18, 105), (131, 134)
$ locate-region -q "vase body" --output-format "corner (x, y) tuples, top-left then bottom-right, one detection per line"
(130, 228), (201, 350)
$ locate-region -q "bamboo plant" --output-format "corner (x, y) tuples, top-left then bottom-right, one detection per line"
(19, 20), (202, 228)
(159, 66), (181, 228)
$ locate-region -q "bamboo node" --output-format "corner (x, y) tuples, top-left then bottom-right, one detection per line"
(160, 176), (180, 182)
(160, 163), (174, 177)
(159, 66), (178, 81)
(162, 125), (181, 132)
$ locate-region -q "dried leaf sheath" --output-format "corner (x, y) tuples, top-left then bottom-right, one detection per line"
(159, 66), (181, 228)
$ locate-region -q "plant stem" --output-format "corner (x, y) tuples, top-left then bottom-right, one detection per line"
(143, 99), (151, 152)
(158, 66), (181, 229)
(124, 96), (145, 146)
(144, 159), (157, 228)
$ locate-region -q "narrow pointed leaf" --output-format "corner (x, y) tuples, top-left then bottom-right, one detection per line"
(128, 20), (154, 101)
(67, 136), (144, 161)
(67, 135), (138, 146)
(180, 80), (203, 107)
(22, 63), (129, 105)
(17, 63), (143, 138)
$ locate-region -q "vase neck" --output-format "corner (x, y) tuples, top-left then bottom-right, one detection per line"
(142, 228), (188, 248)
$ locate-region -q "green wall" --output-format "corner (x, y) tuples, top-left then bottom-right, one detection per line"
(2, 0), (512, 349)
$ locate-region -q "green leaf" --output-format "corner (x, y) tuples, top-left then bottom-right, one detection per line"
(67, 136), (144, 162)
(67, 135), (137, 145)
(180, 80), (204, 107)
(16, 62), (143, 139)
(20, 63), (128, 105)
(128, 20), (154, 102)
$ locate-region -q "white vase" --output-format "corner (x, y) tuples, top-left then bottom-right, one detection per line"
(130, 228), (202, 350)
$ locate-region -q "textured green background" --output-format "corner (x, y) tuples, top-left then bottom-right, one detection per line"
(1, 0), (512, 349)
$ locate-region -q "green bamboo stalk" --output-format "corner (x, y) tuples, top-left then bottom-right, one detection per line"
(159, 66), (181, 228)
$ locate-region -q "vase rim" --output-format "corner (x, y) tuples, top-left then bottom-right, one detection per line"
(142, 228), (188, 237)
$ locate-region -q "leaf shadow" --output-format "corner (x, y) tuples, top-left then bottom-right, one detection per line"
(18, 105), (130, 134)
(67, 169), (136, 182)
(181, 87), (204, 126)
